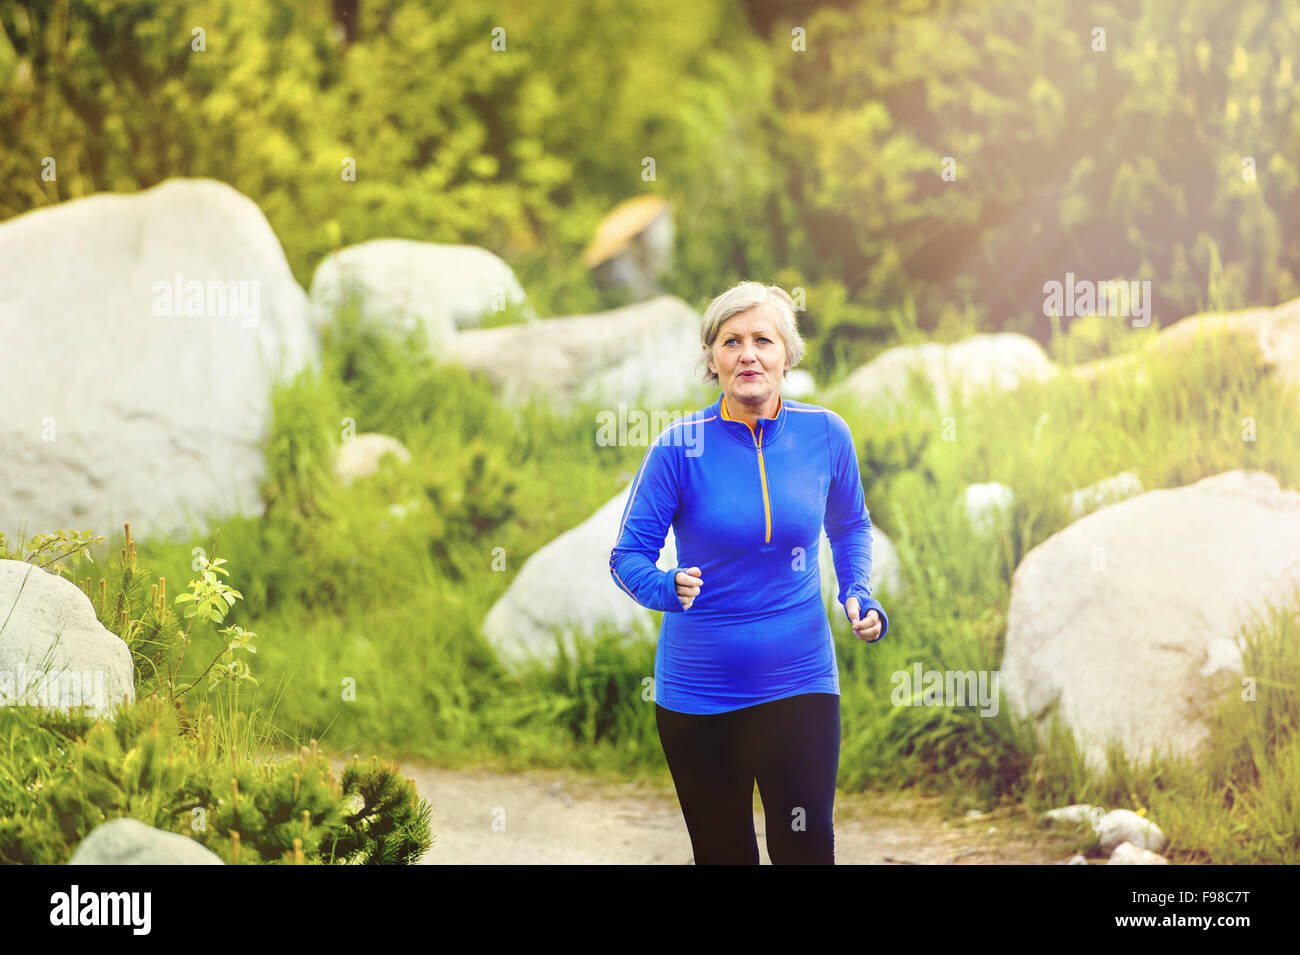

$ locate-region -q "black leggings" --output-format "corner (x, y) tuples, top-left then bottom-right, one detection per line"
(655, 692), (840, 865)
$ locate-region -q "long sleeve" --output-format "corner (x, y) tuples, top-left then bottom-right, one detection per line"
(823, 411), (890, 640)
(610, 436), (685, 614)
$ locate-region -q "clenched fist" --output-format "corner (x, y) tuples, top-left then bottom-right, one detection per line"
(675, 566), (703, 610)
(845, 597), (882, 642)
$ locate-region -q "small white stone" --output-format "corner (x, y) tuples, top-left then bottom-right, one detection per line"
(1097, 809), (1167, 853)
(1042, 804), (1094, 826)
(1107, 841), (1168, 865)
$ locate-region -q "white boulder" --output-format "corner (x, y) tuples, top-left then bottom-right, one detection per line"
(0, 559), (134, 719)
(309, 239), (535, 351)
(1001, 469), (1300, 773)
(69, 817), (224, 865)
(483, 485), (678, 670)
(830, 333), (1057, 413)
(0, 177), (319, 544)
(447, 295), (708, 411)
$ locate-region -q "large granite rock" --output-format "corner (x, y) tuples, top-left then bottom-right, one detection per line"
(1001, 470), (1300, 772)
(445, 295), (709, 412)
(308, 239), (536, 349)
(0, 559), (135, 718)
(829, 333), (1057, 414)
(484, 485), (679, 669)
(0, 177), (319, 544)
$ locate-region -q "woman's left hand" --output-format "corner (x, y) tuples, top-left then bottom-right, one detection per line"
(845, 597), (882, 642)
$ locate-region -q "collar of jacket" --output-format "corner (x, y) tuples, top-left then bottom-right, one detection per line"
(713, 388), (788, 448)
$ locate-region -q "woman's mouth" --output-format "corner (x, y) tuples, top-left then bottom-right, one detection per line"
(739, 371), (761, 380)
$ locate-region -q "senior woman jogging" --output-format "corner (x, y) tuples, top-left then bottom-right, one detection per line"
(608, 280), (890, 865)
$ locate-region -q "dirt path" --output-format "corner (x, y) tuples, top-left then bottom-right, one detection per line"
(334, 757), (1090, 864)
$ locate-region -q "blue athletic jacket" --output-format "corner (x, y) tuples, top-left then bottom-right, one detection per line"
(609, 390), (890, 714)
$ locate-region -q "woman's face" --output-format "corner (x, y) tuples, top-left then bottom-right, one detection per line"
(706, 304), (788, 402)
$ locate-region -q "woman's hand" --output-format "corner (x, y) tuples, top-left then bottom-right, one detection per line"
(845, 597), (882, 642)
(675, 567), (703, 610)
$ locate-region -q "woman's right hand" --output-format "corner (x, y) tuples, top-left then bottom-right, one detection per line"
(675, 567), (703, 610)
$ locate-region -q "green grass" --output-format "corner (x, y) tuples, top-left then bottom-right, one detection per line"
(7, 296), (1298, 862)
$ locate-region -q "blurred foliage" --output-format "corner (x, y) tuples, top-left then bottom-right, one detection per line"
(5, 0), (1298, 387)
(1048, 309), (1162, 366)
(756, 0), (1300, 370)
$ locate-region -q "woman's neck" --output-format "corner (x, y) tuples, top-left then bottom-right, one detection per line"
(723, 391), (782, 429)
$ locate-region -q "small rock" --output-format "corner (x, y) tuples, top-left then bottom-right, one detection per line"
(334, 432), (411, 487)
(964, 482), (1015, 536)
(782, 369), (817, 398)
(1107, 841), (1169, 865)
(1065, 470), (1144, 519)
(69, 817), (224, 865)
(1097, 809), (1167, 853)
(1042, 804), (1095, 826)
(1065, 854), (1089, 865)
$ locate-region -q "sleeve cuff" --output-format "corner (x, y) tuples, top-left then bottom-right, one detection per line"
(846, 591), (889, 641)
(661, 566), (684, 612)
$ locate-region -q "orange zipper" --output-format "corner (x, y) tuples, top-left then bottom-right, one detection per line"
(722, 394), (773, 543)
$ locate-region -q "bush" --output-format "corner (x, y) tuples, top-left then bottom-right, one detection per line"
(0, 695), (431, 864)
(0, 528), (433, 865)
